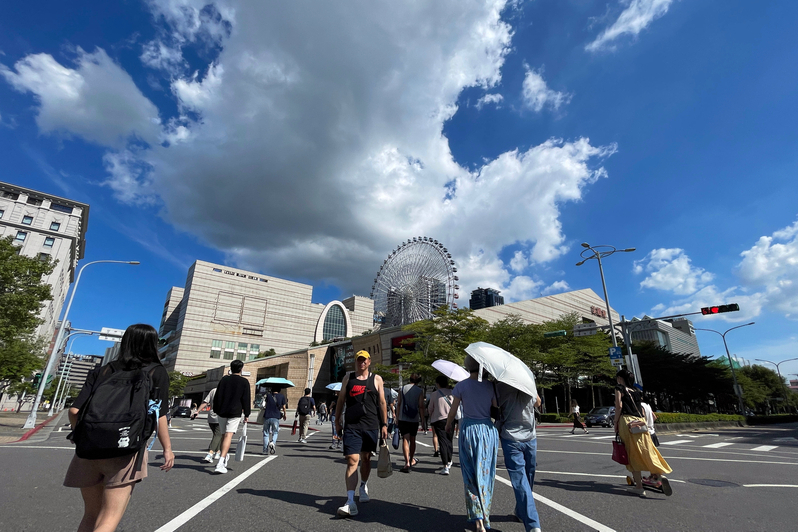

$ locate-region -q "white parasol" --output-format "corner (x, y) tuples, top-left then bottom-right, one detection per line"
(325, 382), (342, 392)
(464, 342), (538, 399)
(432, 359), (470, 382)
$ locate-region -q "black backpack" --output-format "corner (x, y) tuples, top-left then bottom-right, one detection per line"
(72, 361), (161, 468)
(297, 396), (312, 416)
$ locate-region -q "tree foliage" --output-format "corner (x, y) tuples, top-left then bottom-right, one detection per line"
(257, 348), (277, 359)
(168, 371), (190, 399)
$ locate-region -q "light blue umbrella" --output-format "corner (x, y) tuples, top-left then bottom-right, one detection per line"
(325, 382), (342, 392)
(256, 377), (295, 387)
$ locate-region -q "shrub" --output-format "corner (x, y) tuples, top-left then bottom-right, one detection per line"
(654, 413), (744, 424)
(746, 414), (798, 425)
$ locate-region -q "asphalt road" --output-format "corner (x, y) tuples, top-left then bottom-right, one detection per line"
(1, 417), (796, 531)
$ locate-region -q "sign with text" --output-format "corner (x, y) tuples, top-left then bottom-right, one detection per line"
(608, 347), (624, 360)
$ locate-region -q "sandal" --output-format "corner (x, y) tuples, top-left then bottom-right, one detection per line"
(400, 466), (410, 473)
(411, 458), (418, 467)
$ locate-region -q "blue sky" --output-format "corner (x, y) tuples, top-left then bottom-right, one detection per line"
(2, 1), (797, 380)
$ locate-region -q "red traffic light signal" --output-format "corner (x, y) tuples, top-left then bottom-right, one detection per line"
(701, 303), (740, 315)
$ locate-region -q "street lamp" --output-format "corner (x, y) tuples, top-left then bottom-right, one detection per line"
(694, 322), (755, 415)
(576, 243), (636, 347)
(754, 358), (798, 411)
(23, 260), (140, 429)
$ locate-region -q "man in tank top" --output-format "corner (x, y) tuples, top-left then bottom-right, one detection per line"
(334, 350), (389, 518)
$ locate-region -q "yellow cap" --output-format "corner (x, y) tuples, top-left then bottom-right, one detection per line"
(356, 350), (371, 360)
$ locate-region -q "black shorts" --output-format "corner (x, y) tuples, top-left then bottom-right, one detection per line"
(342, 426), (379, 456)
(398, 420), (419, 437)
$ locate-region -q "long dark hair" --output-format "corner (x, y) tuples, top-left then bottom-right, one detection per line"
(616, 369), (636, 388)
(118, 323), (162, 369)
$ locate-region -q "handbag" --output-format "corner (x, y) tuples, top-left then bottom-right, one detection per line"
(291, 418), (298, 435)
(235, 423), (247, 462)
(377, 440), (393, 478)
(623, 387), (648, 434)
(392, 427), (400, 449)
(612, 435), (629, 465)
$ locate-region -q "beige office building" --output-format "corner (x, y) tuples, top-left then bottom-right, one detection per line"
(0, 182), (89, 343)
(159, 260), (374, 375)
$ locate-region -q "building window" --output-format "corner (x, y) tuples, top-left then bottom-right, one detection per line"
(50, 203), (73, 214)
(26, 197), (43, 206)
(43, 237), (55, 248)
(1, 191), (19, 200)
(22, 215), (33, 225)
(15, 231), (27, 243)
(210, 339), (222, 359)
(237, 342), (248, 361)
(0, 209), (4, 219)
(224, 341), (235, 360)
(243, 328), (263, 336)
(38, 252), (50, 261)
(322, 304), (347, 340)
(50, 221), (61, 231)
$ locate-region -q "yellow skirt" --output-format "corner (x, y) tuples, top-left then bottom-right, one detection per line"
(618, 415), (672, 475)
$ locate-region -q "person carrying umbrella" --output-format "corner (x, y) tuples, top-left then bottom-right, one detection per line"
(446, 354), (499, 532)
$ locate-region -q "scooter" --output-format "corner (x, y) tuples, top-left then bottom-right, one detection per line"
(626, 475), (673, 496)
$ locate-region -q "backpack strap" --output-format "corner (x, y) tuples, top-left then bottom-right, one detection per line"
(137, 364), (163, 472)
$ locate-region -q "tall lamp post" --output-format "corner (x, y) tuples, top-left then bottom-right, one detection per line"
(695, 322), (755, 415)
(754, 358), (798, 412)
(576, 243), (636, 347)
(23, 260), (140, 429)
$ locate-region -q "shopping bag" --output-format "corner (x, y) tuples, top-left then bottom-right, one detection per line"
(612, 435), (629, 465)
(377, 441), (393, 478)
(235, 424), (247, 462)
(291, 418), (298, 436)
(392, 428), (400, 450)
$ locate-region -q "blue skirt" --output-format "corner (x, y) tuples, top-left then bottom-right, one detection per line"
(458, 418), (499, 527)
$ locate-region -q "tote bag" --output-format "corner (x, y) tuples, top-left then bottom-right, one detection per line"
(612, 435), (629, 465)
(235, 423), (247, 462)
(377, 441), (393, 478)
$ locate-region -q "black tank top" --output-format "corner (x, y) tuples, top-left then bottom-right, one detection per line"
(344, 371), (380, 430)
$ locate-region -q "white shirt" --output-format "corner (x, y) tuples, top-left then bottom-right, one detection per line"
(571, 405), (580, 415)
(641, 402), (656, 435)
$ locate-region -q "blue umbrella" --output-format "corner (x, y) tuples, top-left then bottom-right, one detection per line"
(325, 382), (342, 392)
(255, 377), (295, 387)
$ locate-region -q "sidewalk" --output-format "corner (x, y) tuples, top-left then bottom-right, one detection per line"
(0, 410), (65, 444)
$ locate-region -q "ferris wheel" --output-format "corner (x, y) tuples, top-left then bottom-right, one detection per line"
(370, 237), (459, 327)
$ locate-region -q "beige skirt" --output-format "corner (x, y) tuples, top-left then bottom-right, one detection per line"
(618, 415), (672, 475)
(64, 450), (148, 488)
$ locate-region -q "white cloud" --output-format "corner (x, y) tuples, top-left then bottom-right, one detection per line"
(738, 218), (798, 318)
(521, 65), (571, 112)
(509, 250), (528, 273)
(653, 285), (765, 323)
(0, 49), (160, 147)
(635, 248), (714, 295)
(140, 39), (186, 73)
(10, 2), (618, 299)
(586, 0), (674, 52)
(542, 280), (570, 296)
(475, 93), (503, 110)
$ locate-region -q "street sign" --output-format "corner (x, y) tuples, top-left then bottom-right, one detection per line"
(573, 323), (598, 337)
(611, 358), (624, 367)
(608, 347), (624, 360)
(99, 327), (124, 342)
(544, 330), (567, 338)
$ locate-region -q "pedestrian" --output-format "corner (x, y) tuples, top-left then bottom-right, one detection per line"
(427, 375), (454, 475)
(495, 381), (543, 532)
(640, 396), (659, 447)
(212, 359), (251, 473)
(613, 369), (672, 496)
(296, 388), (316, 443)
(193, 387), (222, 463)
(428, 393), (440, 457)
(384, 386), (397, 434)
(260, 386), (287, 455)
(329, 397), (341, 450)
(396, 372), (426, 473)
(317, 401), (327, 424)
(334, 350), (389, 518)
(570, 399), (588, 434)
(63, 323), (174, 532)
(446, 355), (499, 532)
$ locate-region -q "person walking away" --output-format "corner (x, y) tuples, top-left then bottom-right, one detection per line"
(427, 375), (454, 475)
(318, 401), (327, 424)
(396, 372), (426, 473)
(212, 360), (251, 473)
(193, 387), (222, 463)
(296, 388), (316, 443)
(613, 369), (672, 496)
(570, 399), (588, 434)
(496, 381), (543, 532)
(64, 323), (174, 532)
(640, 397), (659, 447)
(261, 386), (287, 454)
(384, 386), (397, 435)
(446, 355), (499, 532)
(334, 351), (389, 517)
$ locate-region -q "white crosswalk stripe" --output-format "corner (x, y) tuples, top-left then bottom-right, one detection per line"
(590, 436), (617, 440)
(661, 440), (692, 445)
(751, 445), (779, 452)
(703, 442), (734, 449)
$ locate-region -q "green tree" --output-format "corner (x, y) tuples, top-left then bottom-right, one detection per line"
(168, 371), (190, 400)
(257, 348), (277, 359)
(0, 235), (56, 391)
(738, 365), (797, 413)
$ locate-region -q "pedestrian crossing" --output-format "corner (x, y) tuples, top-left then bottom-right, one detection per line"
(535, 430), (790, 453)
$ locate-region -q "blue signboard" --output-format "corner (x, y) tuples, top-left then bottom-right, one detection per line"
(608, 347), (624, 360)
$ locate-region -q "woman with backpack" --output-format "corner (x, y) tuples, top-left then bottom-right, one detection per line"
(64, 324), (173, 532)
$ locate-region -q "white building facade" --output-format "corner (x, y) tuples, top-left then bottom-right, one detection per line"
(0, 182), (89, 344)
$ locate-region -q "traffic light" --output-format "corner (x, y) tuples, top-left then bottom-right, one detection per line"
(701, 303), (740, 315)
(32, 373), (42, 386)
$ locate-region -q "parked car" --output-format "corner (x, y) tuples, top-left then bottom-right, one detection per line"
(173, 406), (192, 418)
(585, 406), (615, 428)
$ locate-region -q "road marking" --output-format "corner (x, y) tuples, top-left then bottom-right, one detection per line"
(416, 441), (432, 447)
(495, 475), (616, 532)
(537, 449), (798, 466)
(661, 440), (692, 445)
(154, 455), (278, 532)
(743, 484), (798, 488)
(590, 436), (617, 440)
(536, 470), (686, 483)
(703, 442), (734, 449)
(751, 445), (778, 452)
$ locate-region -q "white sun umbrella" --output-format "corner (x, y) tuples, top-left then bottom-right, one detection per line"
(325, 382), (342, 392)
(464, 341), (538, 399)
(432, 359), (471, 382)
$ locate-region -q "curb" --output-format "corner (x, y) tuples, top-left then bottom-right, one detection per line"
(7, 411), (61, 443)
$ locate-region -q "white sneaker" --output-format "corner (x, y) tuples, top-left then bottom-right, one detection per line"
(436, 466), (450, 475)
(300, 438), (307, 443)
(214, 461), (228, 474)
(214, 452), (221, 460)
(359, 484), (370, 503)
(202, 453), (214, 463)
(269, 442), (276, 455)
(337, 502), (358, 517)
